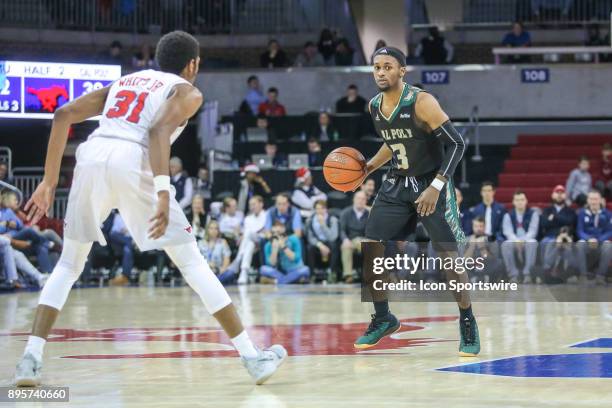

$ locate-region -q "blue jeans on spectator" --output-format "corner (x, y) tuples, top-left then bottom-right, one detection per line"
(217, 270), (236, 285)
(260, 264), (310, 284)
(110, 232), (134, 278)
(1, 236), (18, 282)
(12, 227), (52, 273)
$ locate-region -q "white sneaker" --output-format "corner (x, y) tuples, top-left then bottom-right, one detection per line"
(241, 345), (287, 385)
(15, 353), (42, 387)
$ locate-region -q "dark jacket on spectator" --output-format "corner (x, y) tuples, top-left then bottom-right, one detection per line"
(467, 202), (507, 241)
(539, 204), (577, 239)
(577, 208), (612, 242)
(260, 50), (288, 68)
(339, 206), (369, 240)
(336, 95), (367, 114)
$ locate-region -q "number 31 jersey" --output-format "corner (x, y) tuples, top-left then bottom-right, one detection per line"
(369, 83), (444, 178)
(90, 69), (191, 147)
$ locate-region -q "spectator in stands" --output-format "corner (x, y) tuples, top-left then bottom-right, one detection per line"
(237, 164), (272, 215)
(334, 38), (354, 66)
(306, 200), (339, 281)
(539, 185), (577, 275)
(294, 41), (325, 67)
(467, 181), (507, 240)
(260, 220), (310, 284)
(264, 193), (303, 238)
(0, 235), (48, 288)
(501, 191), (540, 283)
(170, 157), (193, 210)
(219, 197), (244, 243)
(336, 84), (367, 114)
(185, 194), (209, 240)
(260, 39), (288, 68)
(502, 22), (531, 63)
(292, 167), (327, 218)
(415, 26), (454, 65)
(131, 43), (155, 71)
(455, 187), (472, 233)
(0, 194), (53, 274)
(360, 178), (376, 207)
(108, 213), (134, 286)
(565, 156), (592, 207)
(307, 138), (324, 167)
(370, 39), (387, 63)
(198, 220), (234, 285)
(576, 189), (612, 285)
(239, 75), (266, 116)
(595, 143), (612, 199)
(99, 40), (125, 66)
(258, 87), (287, 117)
(0, 163), (13, 185)
(310, 112), (339, 142)
(317, 28), (337, 65)
(194, 165), (212, 201)
(232, 195), (267, 284)
(254, 113), (278, 141)
(264, 141), (287, 168)
(340, 191), (369, 283)
(5, 190), (62, 251)
(464, 216), (504, 282)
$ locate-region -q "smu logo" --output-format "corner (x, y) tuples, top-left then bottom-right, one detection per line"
(2, 316), (456, 359)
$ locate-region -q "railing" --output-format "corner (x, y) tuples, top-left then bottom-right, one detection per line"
(457, 105), (481, 189)
(493, 46), (612, 64)
(51, 189), (70, 219)
(12, 167), (44, 200)
(412, 0), (612, 27)
(0, 0), (335, 34)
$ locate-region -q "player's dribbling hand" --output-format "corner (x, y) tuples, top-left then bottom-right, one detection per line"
(148, 192), (170, 239)
(24, 179), (56, 225)
(415, 186), (440, 217)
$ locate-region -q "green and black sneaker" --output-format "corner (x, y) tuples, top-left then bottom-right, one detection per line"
(459, 316), (480, 356)
(354, 313), (401, 349)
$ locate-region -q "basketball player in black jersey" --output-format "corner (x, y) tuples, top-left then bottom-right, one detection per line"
(353, 47), (480, 356)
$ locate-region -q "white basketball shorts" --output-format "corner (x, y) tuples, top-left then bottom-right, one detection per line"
(63, 136), (195, 251)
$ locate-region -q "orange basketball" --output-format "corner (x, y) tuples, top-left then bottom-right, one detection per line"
(323, 147), (367, 192)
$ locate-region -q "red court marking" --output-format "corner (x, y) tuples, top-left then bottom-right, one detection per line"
(2, 316), (457, 359)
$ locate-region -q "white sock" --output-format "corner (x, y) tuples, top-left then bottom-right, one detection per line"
(230, 331), (258, 359)
(24, 335), (46, 361)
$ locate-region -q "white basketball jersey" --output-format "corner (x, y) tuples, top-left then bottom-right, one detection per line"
(90, 69), (191, 147)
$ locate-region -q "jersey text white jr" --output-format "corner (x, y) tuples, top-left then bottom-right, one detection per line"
(90, 69), (190, 147)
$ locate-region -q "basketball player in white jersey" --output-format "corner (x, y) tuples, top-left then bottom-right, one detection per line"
(15, 31), (286, 386)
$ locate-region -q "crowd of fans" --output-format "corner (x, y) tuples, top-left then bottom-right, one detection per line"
(1, 140), (610, 290)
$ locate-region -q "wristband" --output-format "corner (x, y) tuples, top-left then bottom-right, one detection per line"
(430, 177), (445, 192)
(153, 175), (171, 193)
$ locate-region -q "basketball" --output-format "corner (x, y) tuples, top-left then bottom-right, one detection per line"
(323, 147), (367, 192)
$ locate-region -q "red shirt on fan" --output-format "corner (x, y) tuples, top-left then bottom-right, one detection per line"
(258, 101), (286, 117)
(601, 147), (611, 183)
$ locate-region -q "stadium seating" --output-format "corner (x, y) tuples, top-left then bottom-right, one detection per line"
(498, 134), (612, 209)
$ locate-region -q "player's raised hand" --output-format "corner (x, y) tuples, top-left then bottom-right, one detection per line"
(148, 192), (170, 239)
(415, 186), (440, 217)
(24, 180), (56, 225)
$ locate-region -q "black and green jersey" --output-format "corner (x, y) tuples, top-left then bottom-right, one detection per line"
(369, 83), (444, 178)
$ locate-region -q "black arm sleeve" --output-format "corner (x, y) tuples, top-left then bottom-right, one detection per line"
(434, 120), (465, 179)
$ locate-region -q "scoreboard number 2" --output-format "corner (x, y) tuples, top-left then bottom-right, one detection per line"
(0, 78), (10, 95)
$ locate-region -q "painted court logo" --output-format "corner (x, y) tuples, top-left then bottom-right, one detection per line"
(1, 317), (456, 359)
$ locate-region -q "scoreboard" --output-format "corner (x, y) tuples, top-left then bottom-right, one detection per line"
(0, 61), (121, 119)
